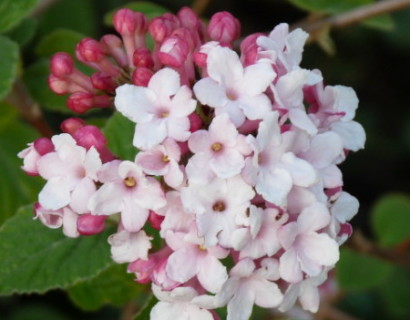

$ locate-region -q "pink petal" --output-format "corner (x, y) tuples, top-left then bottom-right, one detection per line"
(121, 200), (149, 232)
(331, 120), (366, 151)
(256, 168), (292, 206)
(240, 62), (276, 96)
(298, 202), (331, 234)
(133, 119), (167, 150)
(299, 281), (320, 313)
(149, 68), (180, 98)
(70, 178), (96, 214)
(207, 46), (243, 87)
(193, 78), (228, 108)
(166, 247), (198, 283)
(253, 280), (283, 308)
(299, 233), (339, 267)
(280, 152), (317, 187)
(279, 247), (303, 283)
(197, 254), (228, 293)
(288, 108), (318, 135)
(39, 176), (71, 210)
(210, 149), (244, 178)
(88, 182), (124, 215)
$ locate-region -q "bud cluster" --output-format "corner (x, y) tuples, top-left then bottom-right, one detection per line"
(20, 7), (365, 320)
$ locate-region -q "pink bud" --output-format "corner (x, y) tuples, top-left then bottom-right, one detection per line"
(148, 211), (164, 230)
(113, 9), (147, 35)
(33, 137), (54, 155)
(67, 92), (111, 114)
(177, 141), (189, 155)
(77, 214), (107, 236)
(100, 34), (128, 67)
(50, 52), (74, 77)
(60, 118), (86, 134)
(149, 13), (179, 43)
(76, 38), (106, 63)
(158, 35), (189, 68)
(189, 113), (202, 132)
(91, 72), (117, 92)
(48, 75), (69, 95)
(132, 67), (153, 86)
(133, 48), (154, 68)
(240, 33), (263, 66)
(177, 7), (200, 30)
(72, 125), (106, 149)
(208, 12), (241, 45)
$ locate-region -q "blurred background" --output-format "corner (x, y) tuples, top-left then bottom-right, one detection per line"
(0, 0), (409, 319)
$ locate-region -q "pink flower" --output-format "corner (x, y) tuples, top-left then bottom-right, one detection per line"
(115, 68), (197, 150)
(278, 202), (339, 283)
(89, 160), (166, 232)
(108, 229), (152, 263)
(194, 46), (276, 127)
(37, 133), (101, 213)
(186, 113), (251, 183)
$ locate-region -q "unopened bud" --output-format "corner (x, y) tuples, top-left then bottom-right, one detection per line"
(133, 48), (154, 68)
(76, 38), (106, 63)
(60, 118), (86, 134)
(189, 113), (202, 132)
(177, 7), (199, 30)
(208, 12), (241, 45)
(100, 34), (128, 67)
(91, 72), (117, 92)
(114, 9), (147, 36)
(148, 211), (164, 230)
(33, 137), (54, 155)
(132, 67), (153, 86)
(50, 52), (74, 77)
(67, 92), (111, 114)
(149, 13), (179, 43)
(158, 35), (189, 68)
(77, 214), (107, 235)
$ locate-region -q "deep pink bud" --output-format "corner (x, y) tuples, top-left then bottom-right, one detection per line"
(33, 137), (54, 155)
(177, 7), (200, 30)
(133, 48), (154, 68)
(72, 125), (107, 150)
(77, 214), (107, 236)
(76, 38), (106, 63)
(67, 92), (111, 113)
(91, 72), (117, 92)
(48, 75), (70, 95)
(50, 52), (74, 77)
(177, 141), (189, 155)
(240, 33), (263, 66)
(132, 67), (153, 86)
(189, 113), (202, 132)
(158, 35), (189, 68)
(193, 51), (207, 68)
(113, 9), (147, 35)
(60, 118), (86, 134)
(149, 13), (179, 43)
(148, 211), (164, 230)
(208, 12), (241, 44)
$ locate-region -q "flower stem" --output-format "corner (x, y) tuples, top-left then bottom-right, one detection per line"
(192, 0), (213, 15)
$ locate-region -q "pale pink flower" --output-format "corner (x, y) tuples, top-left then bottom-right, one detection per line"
(181, 176), (255, 247)
(186, 113), (251, 183)
(194, 45), (276, 127)
(278, 202), (339, 283)
(165, 230), (229, 293)
(136, 138), (184, 188)
(215, 258), (283, 320)
(37, 133), (101, 213)
(115, 68), (197, 150)
(88, 160), (166, 232)
(108, 229), (152, 263)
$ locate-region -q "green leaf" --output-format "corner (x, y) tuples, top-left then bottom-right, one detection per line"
(0, 35), (19, 100)
(336, 248), (394, 290)
(35, 29), (85, 57)
(5, 18), (38, 47)
(103, 112), (138, 160)
(8, 304), (71, 320)
(362, 14), (395, 31)
(104, 1), (169, 26)
(371, 193), (410, 247)
(0, 103), (42, 225)
(0, 0), (40, 33)
(23, 59), (71, 114)
(134, 294), (157, 320)
(0, 205), (114, 295)
(68, 264), (147, 311)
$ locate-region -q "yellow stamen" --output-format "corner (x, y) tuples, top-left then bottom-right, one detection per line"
(124, 176), (137, 187)
(211, 142), (223, 152)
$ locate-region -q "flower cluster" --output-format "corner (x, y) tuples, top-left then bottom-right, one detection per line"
(19, 6), (365, 320)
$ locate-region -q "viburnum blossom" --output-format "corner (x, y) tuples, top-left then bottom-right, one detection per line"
(19, 5), (366, 320)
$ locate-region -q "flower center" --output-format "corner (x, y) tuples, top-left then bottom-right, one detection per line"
(212, 201), (226, 212)
(123, 176), (137, 188)
(226, 88), (238, 101)
(162, 154), (170, 163)
(198, 244), (207, 251)
(211, 142), (223, 152)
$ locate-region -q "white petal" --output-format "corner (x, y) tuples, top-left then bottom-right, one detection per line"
(149, 68), (181, 97)
(115, 84), (154, 123)
(240, 62), (276, 96)
(193, 78), (228, 108)
(197, 255), (228, 293)
(288, 108), (318, 135)
(133, 119), (167, 150)
(331, 120), (366, 151)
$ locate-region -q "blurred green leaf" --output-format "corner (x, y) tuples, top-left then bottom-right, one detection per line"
(0, 0), (40, 33)
(0, 205), (114, 295)
(134, 294), (157, 320)
(0, 35), (19, 100)
(103, 112), (138, 160)
(8, 304), (70, 320)
(287, 0), (394, 30)
(336, 248), (394, 290)
(378, 267), (410, 319)
(35, 29), (85, 57)
(23, 59), (71, 114)
(5, 18), (38, 47)
(371, 193), (410, 247)
(0, 103), (42, 225)
(104, 1), (169, 26)
(68, 264), (147, 311)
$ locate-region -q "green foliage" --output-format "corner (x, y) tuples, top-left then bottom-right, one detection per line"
(5, 18), (38, 47)
(287, 0), (394, 30)
(0, 104), (42, 225)
(23, 59), (71, 114)
(35, 29), (85, 57)
(336, 248), (394, 290)
(7, 304), (71, 320)
(0, 0), (40, 33)
(104, 1), (169, 25)
(103, 112), (138, 160)
(134, 294), (157, 320)
(0, 205), (114, 295)
(68, 264), (148, 311)
(0, 35), (19, 100)
(371, 193), (410, 247)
